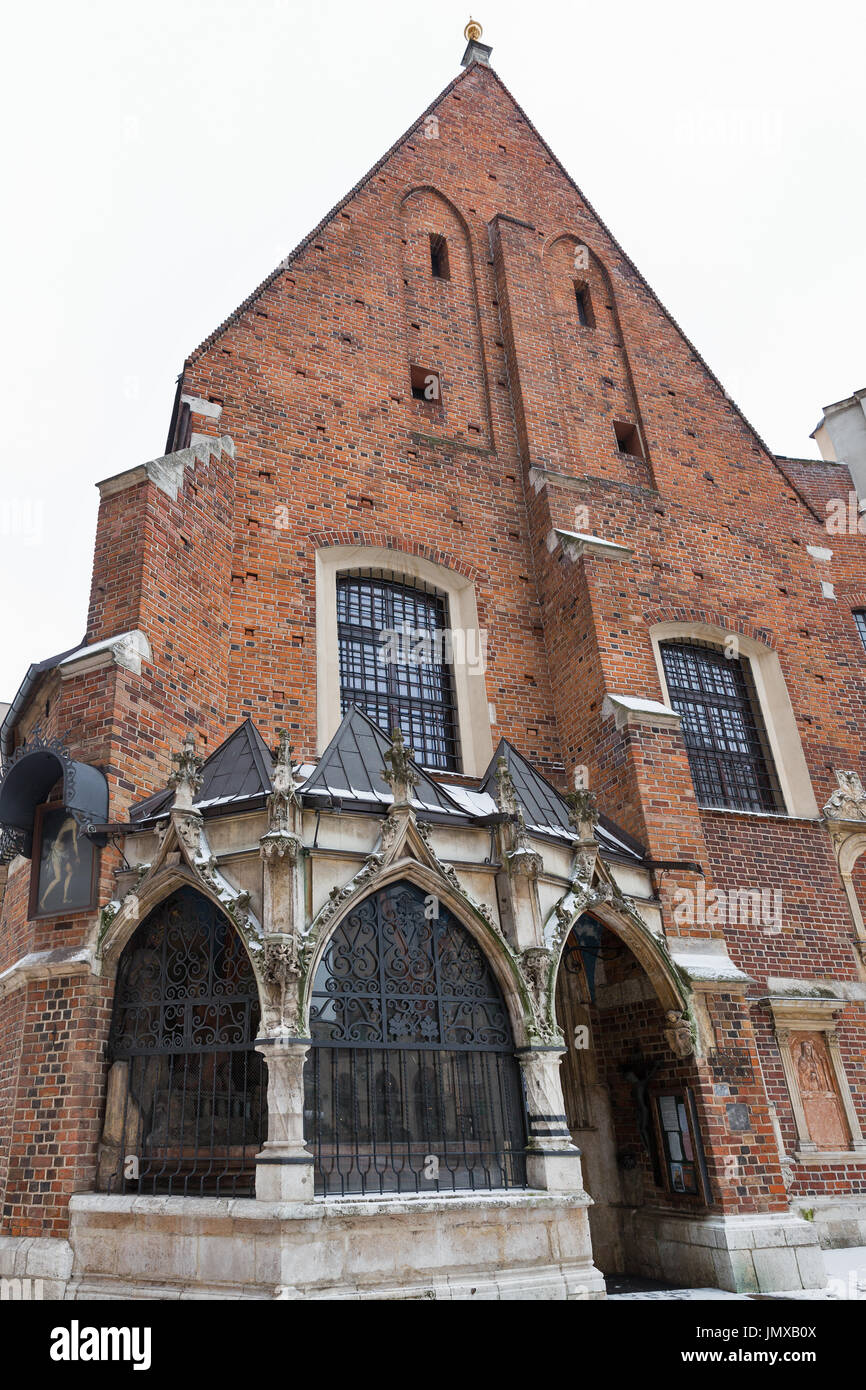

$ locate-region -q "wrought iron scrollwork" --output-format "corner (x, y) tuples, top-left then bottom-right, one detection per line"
(310, 883), (510, 1049)
(0, 826), (28, 864)
(305, 881), (527, 1196)
(102, 887), (264, 1197)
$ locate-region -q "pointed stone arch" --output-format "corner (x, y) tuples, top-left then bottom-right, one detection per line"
(301, 868), (532, 1196)
(96, 809), (265, 1002)
(553, 898), (688, 1017)
(98, 883), (267, 1196)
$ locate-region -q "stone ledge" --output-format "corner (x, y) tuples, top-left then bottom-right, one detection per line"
(0, 946), (94, 998)
(602, 693), (680, 730)
(549, 528), (634, 562)
(57, 629), (151, 680)
(793, 1150), (866, 1166)
(67, 1189), (604, 1301)
(70, 1188), (591, 1223)
(97, 436), (235, 502)
(0, 1236), (73, 1300)
(669, 939), (752, 992)
(794, 1196), (866, 1249)
(619, 1208), (826, 1293)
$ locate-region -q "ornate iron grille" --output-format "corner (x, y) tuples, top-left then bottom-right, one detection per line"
(336, 570), (460, 771)
(103, 887), (265, 1197)
(660, 641), (782, 813)
(304, 881), (527, 1196)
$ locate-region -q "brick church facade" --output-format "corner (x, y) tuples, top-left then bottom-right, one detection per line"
(2, 32), (866, 1298)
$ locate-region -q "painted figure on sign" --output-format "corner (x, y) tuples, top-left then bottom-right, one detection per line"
(39, 814), (82, 911)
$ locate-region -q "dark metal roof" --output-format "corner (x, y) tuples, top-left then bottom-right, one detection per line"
(129, 718), (274, 823)
(298, 706), (470, 818)
(479, 739), (645, 863)
(124, 713), (645, 864)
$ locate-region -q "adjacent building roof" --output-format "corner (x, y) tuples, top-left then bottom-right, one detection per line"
(0, 637), (87, 762)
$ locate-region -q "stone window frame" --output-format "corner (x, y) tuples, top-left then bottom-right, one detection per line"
(649, 621), (818, 820)
(315, 544), (494, 777)
(769, 997), (866, 1164)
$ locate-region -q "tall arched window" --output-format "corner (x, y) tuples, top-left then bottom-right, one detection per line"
(336, 570), (460, 770)
(102, 887), (265, 1197)
(659, 641), (782, 813)
(304, 881), (527, 1196)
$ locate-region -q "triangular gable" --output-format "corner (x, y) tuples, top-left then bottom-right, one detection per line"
(129, 717), (274, 822)
(181, 55), (802, 508)
(298, 705), (469, 818)
(479, 738), (645, 863)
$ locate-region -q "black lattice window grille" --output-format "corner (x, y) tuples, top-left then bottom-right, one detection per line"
(337, 569), (461, 771)
(304, 881), (527, 1196)
(103, 887), (265, 1197)
(854, 611), (866, 653)
(659, 640), (783, 813)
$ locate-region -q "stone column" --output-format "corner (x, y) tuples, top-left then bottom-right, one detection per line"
(518, 1046), (587, 1192)
(254, 1036), (314, 1202)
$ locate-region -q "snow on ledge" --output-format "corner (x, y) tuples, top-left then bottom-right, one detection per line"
(548, 528), (634, 560)
(602, 693), (680, 729)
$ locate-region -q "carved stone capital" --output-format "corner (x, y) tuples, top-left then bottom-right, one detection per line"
(823, 769), (866, 825)
(564, 787), (599, 842)
(260, 832), (302, 864)
(519, 947), (557, 1040)
(505, 844), (543, 880)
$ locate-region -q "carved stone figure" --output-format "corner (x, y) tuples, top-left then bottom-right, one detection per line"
(493, 756), (520, 819)
(823, 769), (866, 824)
(381, 727), (419, 805)
(268, 728), (300, 834)
(168, 732), (204, 810)
(520, 947), (554, 1025)
(795, 1036), (833, 1092)
(263, 941), (302, 1033)
(664, 1009), (694, 1059)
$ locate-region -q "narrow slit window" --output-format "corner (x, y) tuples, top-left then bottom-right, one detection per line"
(614, 419), (646, 461)
(574, 283), (592, 326)
(429, 234), (450, 280)
(410, 365), (441, 403)
(854, 610), (866, 652)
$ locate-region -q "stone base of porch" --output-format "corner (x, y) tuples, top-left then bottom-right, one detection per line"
(61, 1190), (606, 1301)
(618, 1208), (827, 1293)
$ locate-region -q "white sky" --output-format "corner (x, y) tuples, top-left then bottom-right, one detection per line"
(1, 0), (863, 702)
